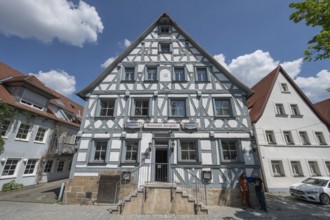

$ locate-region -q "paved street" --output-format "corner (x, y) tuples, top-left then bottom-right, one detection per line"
(0, 192), (329, 220)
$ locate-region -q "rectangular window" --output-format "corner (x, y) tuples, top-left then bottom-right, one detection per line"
(159, 25), (170, 34)
(283, 131), (294, 145)
(170, 99), (186, 117)
(181, 141), (197, 161)
(100, 100), (115, 117)
(35, 127), (46, 142)
(125, 140), (138, 162)
(299, 131), (310, 145)
(16, 123), (31, 140)
(315, 132), (326, 145)
(123, 67), (135, 81)
(1, 159), (19, 176)
(214, 99), (232, 117)
(291, 161), (303, 177)
(281, 83), (289, 92)
(271, 160), (285, 177)
(221, 141), (238, 161)
(160, 43), (171, 53)
(325, 161), (330, 174)
(196, 67), (208, 82)
(146, 67), (157, 81)
(308, 161), (321, 176)
(275, 104), (286, 116)
(134, 99), (149, 117)
(57, 161), (65, 172)
(290, 104), (301, 116)
(265, 131), (276, 144)
(44, 160), (53, 173)
(0, 120), (11, 136)
(93, 141), (108, 162)
(20, 99), (43, 110)
(24, 159), (38, 175)
(174, 67), (185, 82)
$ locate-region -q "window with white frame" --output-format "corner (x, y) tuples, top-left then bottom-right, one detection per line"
(196, 67), (208, 82)
(290, 161), (303, 177)
(271, 160), (285, 177)
(281, 83), (289, 92)
(133, 99), (149, 117)
(170, 99), (186, 117)
(325, 161), (330, 174)
(283, 131), (294, 145)
(315, 132), (326, 145)
(99, 99), (115, 117)
(1, 159), (19, 176)
(265, 131), (276, 144)
(57, 160), (65, 172)
(124, 140), (138, 162)
(146, 66), (157, 81)
(24, 159), (38, 175)
(159, 42), (171, 53)
(290, 104), (301, 116)
(181, 141), (197, 162)
(275, 104), (286, 116)
(221, 140), (238, 161)
(16, 123), (31, 140)
(35, 127), (47, 142)
(214, 99), (232, 117)
(44, 160), (53, 173)
(123, 67), (135, 81)
(20, 99), (43, 111)
(174, 67), (185, 82)
(93, 141), (108, 162)
(299, 131), (310, 145)
(308, 161), (321, 176)
(0, 120), (11, 136)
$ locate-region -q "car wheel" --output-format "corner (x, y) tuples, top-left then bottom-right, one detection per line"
(319, 193), (330, 205)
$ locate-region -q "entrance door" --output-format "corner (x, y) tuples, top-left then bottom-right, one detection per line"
(155, 141), (168, 182)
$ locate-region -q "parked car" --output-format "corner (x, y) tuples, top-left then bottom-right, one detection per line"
(290, 177), (330, 205)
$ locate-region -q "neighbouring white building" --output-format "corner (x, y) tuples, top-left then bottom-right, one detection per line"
(248, 66), (330, 192)
(65, 13), (259, 207)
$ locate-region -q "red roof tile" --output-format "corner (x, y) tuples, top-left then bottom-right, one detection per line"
(314, 99), (330, 126)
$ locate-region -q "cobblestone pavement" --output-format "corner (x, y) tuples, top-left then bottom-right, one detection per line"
(0, 193), (329, 220)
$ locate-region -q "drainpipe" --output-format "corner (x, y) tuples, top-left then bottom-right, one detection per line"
(252, 124), (269, 192)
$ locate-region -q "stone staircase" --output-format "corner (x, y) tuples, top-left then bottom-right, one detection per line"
(106, 184), (208, 215)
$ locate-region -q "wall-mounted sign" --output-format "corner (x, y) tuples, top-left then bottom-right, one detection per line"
(124, 121), (141, 129)
(182, 122), (198, 130)
(144, 123), (180, 129)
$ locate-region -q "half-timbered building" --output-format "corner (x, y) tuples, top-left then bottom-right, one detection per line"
(66, 13), (257, 209)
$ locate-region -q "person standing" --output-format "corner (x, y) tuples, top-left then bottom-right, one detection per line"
(253, 174), (267, 212)
(239, 173), (251, 210)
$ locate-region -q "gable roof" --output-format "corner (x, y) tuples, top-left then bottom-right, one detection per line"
(314, 99), (330, 126)
(77, 13), (253, 100)
(0, 61), (83, 128)
(248, 65), (330, 129)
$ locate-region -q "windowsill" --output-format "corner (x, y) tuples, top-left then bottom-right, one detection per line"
(144, 80), (158, 83)
(34, 141), (46, 144)
(273, 175), (285, 177)
(88, 162), (106, 166)
(15, 138), (29, 142)
(214, 116), (235, 119)
(302, 143), (311, 146)
(291, 115), (304, 118)
(286, 143), (295, 145)
(0, 176), (16, 180)
(293, 175), (304, 178)
(275, 114), (288, 118)
(281, 91), (291, 94)
(23, 174), (36, 178)
(195, 81), (210, 83)
(130, 116), (150, 119)
(95, 116), (115, 120)
(168, 116), (189, 119)
(121, 161), (139, 166)
(159, 51), (172, 54)
(178, 160), (201, 165)
(267, 142), (277, 145)
(172, 80), (188, 83)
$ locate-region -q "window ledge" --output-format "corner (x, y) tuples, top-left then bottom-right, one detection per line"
(172, 80), (188, 83)
(291, 115), (304, 118)
(121, 80), (135, 83)
(95, 116), (115, 120)
(130, 116), (150, 119)
(293, 175), (304, 178)
(195, 81), (210, 83)
(275, 114), (288, 118)
(88, 162), (106, 166)
(273, 175), (285, 177)
(281, 91), (291, 94)
(23, 174), (36, 178)
(0, 176), (16, 180)
(15, 139), (29, 142)
(144, 80), (158, 83)
(168, 116), (189, 119)
(34, 141), (46, 144)
(214, 116), (235, 119)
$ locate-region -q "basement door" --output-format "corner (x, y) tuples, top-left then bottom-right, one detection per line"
(97, 175), (120, 203)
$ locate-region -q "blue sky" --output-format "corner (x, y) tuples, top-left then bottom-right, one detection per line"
(0, 0), (329, 105)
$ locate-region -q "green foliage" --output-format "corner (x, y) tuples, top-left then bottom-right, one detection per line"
(0, 102), (15, 155)
(1, 180), (24, 192)
(289, 0), (330, 61)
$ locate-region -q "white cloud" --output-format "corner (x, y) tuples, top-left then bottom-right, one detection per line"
(295, 70), (330, 102)
(118, 38), (131, 48)
(30, 70), (76, 97)
(0, 0), (103, 47)
(101, 56), (116, 68)
(213, 50), (327, 102)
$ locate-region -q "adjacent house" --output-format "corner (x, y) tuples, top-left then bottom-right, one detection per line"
(314, 99), (330, 126)
(248, 66), (330, 192)
(0, 62), (83, 189)
(65, 13), (258, 207)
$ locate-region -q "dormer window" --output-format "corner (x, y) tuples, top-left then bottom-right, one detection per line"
(20, 99), (43, 110)
(56, 99), (64, 106)
(20, 89), (46, 111)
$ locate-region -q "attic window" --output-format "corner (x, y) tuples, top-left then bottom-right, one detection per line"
(281, 83), (289, 93)
(56, 99), (64, 106)
(159, 25), (170, 34)
(69, 103), (75, 109)
(20, 99), (43, 111)
(159, 42), (171, 53)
